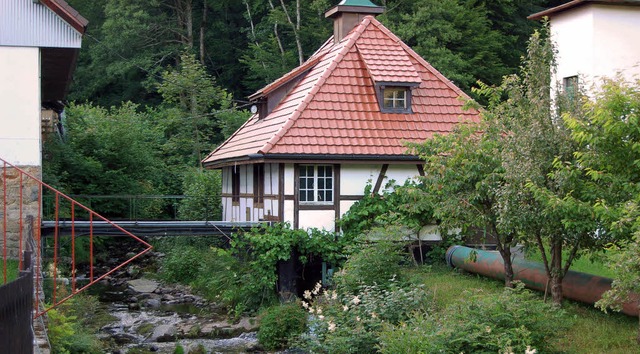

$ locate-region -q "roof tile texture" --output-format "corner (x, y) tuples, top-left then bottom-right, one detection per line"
(203, 16), (478, 165)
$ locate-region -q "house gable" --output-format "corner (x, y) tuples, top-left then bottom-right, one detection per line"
(203, 15), (478, 168)
(0, 0), (87, 48)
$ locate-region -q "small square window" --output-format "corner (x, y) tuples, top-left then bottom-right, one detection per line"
(383, 88), (407, 109)
(377, 84), (413, 113)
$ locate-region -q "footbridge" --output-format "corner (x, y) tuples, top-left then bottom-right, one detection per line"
(40, 220), (265, 238)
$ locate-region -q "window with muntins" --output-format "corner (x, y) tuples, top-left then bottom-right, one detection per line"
(377, 84), (413, 113)
(383, 87), (407, 109)
(299, 165), (333, 204)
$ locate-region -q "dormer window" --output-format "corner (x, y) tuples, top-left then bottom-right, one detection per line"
(383, 87), (408, 109)
(376, 84), (414, 113)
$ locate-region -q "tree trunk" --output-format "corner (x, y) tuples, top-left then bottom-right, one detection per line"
(550, 239), (564, 305)
(199, 0), (207, 65)
(494, 233), (514, 288)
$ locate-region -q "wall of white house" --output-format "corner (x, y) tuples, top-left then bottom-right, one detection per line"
(220, 162), (421, 231)
(221, 163), (281, 222)
(0, 46), (41, 166)
(551, 5), (640, 93)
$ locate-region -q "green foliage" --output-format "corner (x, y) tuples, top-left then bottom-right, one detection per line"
(338, 181), (433, 240)
(333, 226), (411, 293)
(596, 233), (640, 315)
(377, 282), (567, 354)
(159, 223), (347, 316)
(298, 278), (431, 354)
(258, 302), (308, 350)
(47, 295), (104, 354)
(43, 102), (166, 219)
(178, 168), (222, 220)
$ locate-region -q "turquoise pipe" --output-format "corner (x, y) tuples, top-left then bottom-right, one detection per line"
(445, 245), (638, 317)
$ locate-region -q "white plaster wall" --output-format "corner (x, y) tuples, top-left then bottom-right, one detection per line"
(551, 5), (640, 93)
(592, 6), (640, 84)
(284, 164), (295, 195)
(341, 164), (379, 195)
(341, 164), (419, 196)
(0, 47), (41, 166)
(284, 200), (295, 225)
(299, 210), (335, 231)
(384, 164), (421, 188)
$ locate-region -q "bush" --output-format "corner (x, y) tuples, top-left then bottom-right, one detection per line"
(258, 302), (308, 350)
(333, 225), (411, 293)
(377, 282), (569, 354)
(47, 294), (104, 354)
(298, 279), (431, 353)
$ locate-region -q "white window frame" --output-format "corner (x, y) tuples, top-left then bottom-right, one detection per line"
(383, 87), (407, 109)
(298, 165), (334, 205)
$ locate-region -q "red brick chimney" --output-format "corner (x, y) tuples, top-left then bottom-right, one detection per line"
(325, 0), (384, 44)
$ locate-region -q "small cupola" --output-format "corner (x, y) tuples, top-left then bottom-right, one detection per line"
(325, 0), (384, 44)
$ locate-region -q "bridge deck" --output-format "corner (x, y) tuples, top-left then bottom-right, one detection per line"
(40, 221), (267, 237)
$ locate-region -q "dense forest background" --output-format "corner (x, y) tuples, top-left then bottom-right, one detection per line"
(45, 0), (567, 219)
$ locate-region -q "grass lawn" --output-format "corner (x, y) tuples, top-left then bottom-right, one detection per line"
(409, 264), (638, 354)
(3, 259), (20, 283)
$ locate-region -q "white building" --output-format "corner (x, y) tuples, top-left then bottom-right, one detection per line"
(202, 0), (479, 231)
(0, 0), (87, 168)
(529, 0), (640, 94)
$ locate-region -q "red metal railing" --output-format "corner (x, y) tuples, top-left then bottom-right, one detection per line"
(0, 157), (153, 318)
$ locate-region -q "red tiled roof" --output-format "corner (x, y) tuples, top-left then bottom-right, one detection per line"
(203, 16), (478, 167)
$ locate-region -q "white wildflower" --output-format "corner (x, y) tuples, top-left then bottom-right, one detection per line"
(485, 326), (491, 333)
(525, 346), (537, 354)
(302, 301), (309, 309)
(316, 308), (322, 315)
(352, 296), (361, 305)
(342, 305), (349, 312)
(328, 321), (336, 332)
(318, 315), (325, 320)
(313, 282), (322, 295)
(331, 291), (338, 300)
(303, 290), (312, 300)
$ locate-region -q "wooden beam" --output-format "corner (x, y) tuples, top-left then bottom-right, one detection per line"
(372, 164), (389, 195)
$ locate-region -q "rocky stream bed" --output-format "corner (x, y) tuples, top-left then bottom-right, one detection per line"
(87, 251), (261, 354)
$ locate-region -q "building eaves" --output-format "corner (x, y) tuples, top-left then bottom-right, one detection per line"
(528, 0), (640, 20)
(40, 0), (88, 33)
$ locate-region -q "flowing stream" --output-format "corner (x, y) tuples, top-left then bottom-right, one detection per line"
(86, 257), (260, 353)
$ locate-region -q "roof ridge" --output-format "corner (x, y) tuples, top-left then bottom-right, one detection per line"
(367, 17), (473, 101)
(260, 16), (374, 154)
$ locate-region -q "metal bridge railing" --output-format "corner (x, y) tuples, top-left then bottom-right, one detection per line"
(1, 157), (153, 318)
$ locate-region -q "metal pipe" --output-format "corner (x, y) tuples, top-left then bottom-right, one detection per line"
(446, 245), (638, 317)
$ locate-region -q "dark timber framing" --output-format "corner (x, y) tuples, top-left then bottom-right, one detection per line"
(373, 164), (389, 194)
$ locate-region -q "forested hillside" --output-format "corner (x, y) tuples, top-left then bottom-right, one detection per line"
(45, 0), (566, 218)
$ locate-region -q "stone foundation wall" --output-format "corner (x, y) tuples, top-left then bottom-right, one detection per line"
(0, 165), (40, 259)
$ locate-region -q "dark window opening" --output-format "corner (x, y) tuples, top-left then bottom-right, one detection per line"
(253, 164), (264, 205)
(232, 167), (240, 203)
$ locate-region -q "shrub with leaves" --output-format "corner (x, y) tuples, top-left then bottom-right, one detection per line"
(338, 181), (433, 240)
(333, 225), (412, 293)
(298, 279), (431, 354)
(377, 282), (568, 354)
(258, 302), (308, 350)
